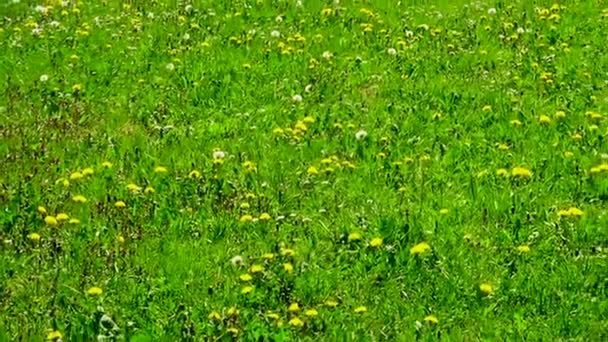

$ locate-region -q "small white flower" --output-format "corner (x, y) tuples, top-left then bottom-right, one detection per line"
(405, 30), (414, 38)
(322, 51), (333, 60)
(355, 129), (368, 140)
(487, 8), (497, 15)
(275, 15), (283, 23)
(49, 20), (60, 27)
(165, 63), (175, 71)
(213, 150), (226, 159)
(231, 255), (243, 267)
(184, 5), (193, 13)
(516, 27), (525, 34)
(292, 94), (303, 103)
(35, 5), (47, 14)
(304, 84), (313, 93)
(32, 28), (43, 36)
(270, 30), (281, 38)
(183, 33), (190, 40)
(387, 48), (397, 56)
(39, 74), (49, 82)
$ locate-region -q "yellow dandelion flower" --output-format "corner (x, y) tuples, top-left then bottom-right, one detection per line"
(273, 127), (285, 135)
(240, 202), (250, 210)
(568, 207), (584, 217)
(69, 171), (84, 180)
(249, 264), (264, 274)
(208, 311), (221, 321)
(114, 201), (126, 208)
(144, 186), (155, 194)
(227, 327), (239, 334)
(154, 166), (168, 173)
(325, 300), (338, 308)
(369, 237), (383, 248)
(259, 213), (271, 221)
(496, 168), (509, 177)
(56, 213), (69, 221)
(424, 315), (439, 324)
(439, 208), (449, 215)
(267, 312), (280, 320)
(307, 166), (319, 176)
(348, 232), (362, 242)
(188, 170), (201, 179)
(117, 235), (125, 243)
(482, 105), (492, 112)
(239, 214), (253, 223)
(240, 273), (253, 282)
(539, 115), (552, 124)
(37, 206), (47, 214)
(410, 242), (431, 255)
(72, 195), (87, 203)
(55, 178), (70, 187)
(511, 166), (532, 179)
(510, 119), (522, 127)
(305, 309), (318, 317)
(354, 306), (367, 313)
(516, 244), (531, 253)
(479, 283), (494, 295)
(68, 218), (80, 224)
(81, 167), (94, 176)
(263, 253), (275, 260)
(28, 233), (41, 242)
(86, 286), (103, 296)
(555, 111), (566, 119)
(44, 216), (58, 226)
(557, 209), (571, 218)
(127, 183), (141, 192)
(280, 248), (295, 257)
(47, 330), (63, 341)
(72, 84), (82, 93)
(102, 161), (113, 168)
(241, 286), (254, 294)
(283, 263), (294, 273)
(288, 303), (300, 312)
(227, 306), (239, 316)
(288, 317), (303, 327)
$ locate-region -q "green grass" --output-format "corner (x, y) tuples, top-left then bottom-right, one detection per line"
(1, 0), (607, 340)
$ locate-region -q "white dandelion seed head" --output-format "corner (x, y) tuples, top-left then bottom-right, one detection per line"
(355, 129), (368, 140)
(183, 33), (190, 40)
(405, 30), (414, 38)
(39, 74), (49, 82)
(32, 28), (43, 36)
(487, 8), (497, 15)
(184, 5), (193, 13)
(304, 84), (313, 93)
(165, 63), (175, 71)
(322, 51), (333, 60)
(292, 94), (303, 103)
(516, 27), (525, 34)
(49, 20), (60, 27)
(387, 48), (397, 56)
(275, 15), (283, 23)
(35, 5), (47, 14)
(231, 255), (243, 267)
(213, 150), (226, 159)
(271, 30), (281, 38)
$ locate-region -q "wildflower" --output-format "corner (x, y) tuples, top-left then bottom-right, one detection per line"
(114, 201), (126, 208)
(242, 161), (257, 173)
(81, 167), (94, 176)
(516, 244), (531, 253)
(424, 315), (439, 324)
(321, 7), (333, 16)
(72, 84), (82, 93)
(240, 202), (250, 210)
(249, 264), (264, 274)
(240, 214), (253, 223)
(410, 242), (431, 255)
(117, 235), (125, 243)
(322, 51), (333, 60)
(510, 119), (522, 127)
(227, 327), (239, 334)
(241, 286), (253, 294)
(45, 216), (58, 226)
(280, 248), (295, 257)
(305, 309), (318, 317)
(307, 166), (319, 176)
(127, 183), (141, 192)
(348, 232), (362, 242)
(263, 253), (275, 260)
(259, 213), (271, 221)
(213, 150), (226, 160)
(86, 286), (103, 296)
(355, 130), (368, 140)
(325, 300), (338, 308)
(189, 170), (201, 179)
(387, 48), (397, 56)
(283, 263), (294, 273)
(68, 218), (80, 224)
(72, 195), (87, 203)
(539, 115), (552, 124)
(56, 213), (69, 221)
(482, 105), (492, 112)
(38, 206), (47, 214)
(144, 187), (155, 194)
(354, 306), (367, 313)
(227, 307), (239, 316)
(568, 207), (584, 217)
(208, 311), (221, 321)
(70, 171), (84, 180)
(239, 273), (252, 282)
(370, 237), (383, 248)
(288, 317), (303, 327)
(479, 283), (494, 295)
(273, 127), (285, 135)
(271, 30), (281, 38)
(439, 208), (449, 215)
(496, 168), (509, 177)
(40, 74), (49, 82)
(102, 161), (113, 168)
(231, 255), (243, 267)
(511, 166), (532, 179)
(267, 312), (280, 320)
(292, 94), (303, 103)
(288, 303), (300, 312)
(487, 8), (497, 15)
(47, 330), (63, 341)
(555, 111), (566, 119)
(166, 63), (175, 71)
(154, 166), (167, 173)
(28, 233), (41, 242)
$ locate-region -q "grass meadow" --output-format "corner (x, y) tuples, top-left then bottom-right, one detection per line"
(1, 0), (607, 340)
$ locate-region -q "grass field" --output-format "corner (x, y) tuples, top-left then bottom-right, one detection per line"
(1, 0), (608, 340)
